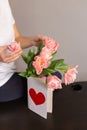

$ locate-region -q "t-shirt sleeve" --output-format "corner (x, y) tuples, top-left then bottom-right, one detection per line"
(8, 1), (15, 24)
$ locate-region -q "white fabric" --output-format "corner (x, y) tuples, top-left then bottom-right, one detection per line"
(0, 0), (16, 87)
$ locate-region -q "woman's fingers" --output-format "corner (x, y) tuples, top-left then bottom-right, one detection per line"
(2, 49), (23, 63)
(0, 46), (8, 53)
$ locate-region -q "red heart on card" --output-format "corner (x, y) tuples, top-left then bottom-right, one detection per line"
(29, 88), (45, 105)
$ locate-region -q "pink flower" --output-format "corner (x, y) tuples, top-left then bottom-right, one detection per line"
(44, 37), (59, 54)
(8, 41), (20, 51)
(32, 56), (50, 75)
(40, 47), (52, 60)
(64, 65), (78, 85)
(46, 75), (62, 90)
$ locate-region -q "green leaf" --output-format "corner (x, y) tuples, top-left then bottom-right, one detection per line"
(28, 50), (34, 57)
(36, 41), (44, 55)
(21, 54), (27, 64)
(27, 50), (35, 64)
(48, 59), (69, 72)
(19, 72), (28, 78)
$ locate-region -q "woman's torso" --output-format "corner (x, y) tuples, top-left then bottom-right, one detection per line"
(0, 0), (16, 87)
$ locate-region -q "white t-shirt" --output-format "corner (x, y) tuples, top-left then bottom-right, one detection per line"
(0, 0), (16, 87)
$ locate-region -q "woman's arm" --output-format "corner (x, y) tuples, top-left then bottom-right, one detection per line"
(0, 23), (42, 63)
(14, 24), (41, 49)
(0, 24), (24, 63)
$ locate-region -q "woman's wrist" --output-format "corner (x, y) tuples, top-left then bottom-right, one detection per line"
(29, 36), (37, 46)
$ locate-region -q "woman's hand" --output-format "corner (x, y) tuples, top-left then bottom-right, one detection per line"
(30, 35), (50, 46)
(31, 35), (49, 46)
(30, 36), (44, 46)
(0, 43), (23, 63)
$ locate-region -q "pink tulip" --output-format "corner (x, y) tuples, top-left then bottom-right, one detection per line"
(32, 56), (50, 75)
(38, 36), (59, 54)
(44, 37), (59, 54)
(46, 75), (62, 90)
(64, 65), (78, 85)
(8, 41), (20, 51)
(40, 47), (52, 60)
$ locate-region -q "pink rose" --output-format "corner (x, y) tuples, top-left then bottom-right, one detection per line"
(32, 56), (50, 75)
(64, 65), (78, 85)
(46, 75), (62, 90)
(8, 41), (20, 51)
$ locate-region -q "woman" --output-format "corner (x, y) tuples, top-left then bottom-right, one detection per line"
(0, 0), (41, 102)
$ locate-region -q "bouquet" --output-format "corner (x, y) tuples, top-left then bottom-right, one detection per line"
(19, 36), (78, 90)
(8, 37), (78, 90)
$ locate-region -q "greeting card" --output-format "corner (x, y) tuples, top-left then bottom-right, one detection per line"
(27, 77), (53, 119)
